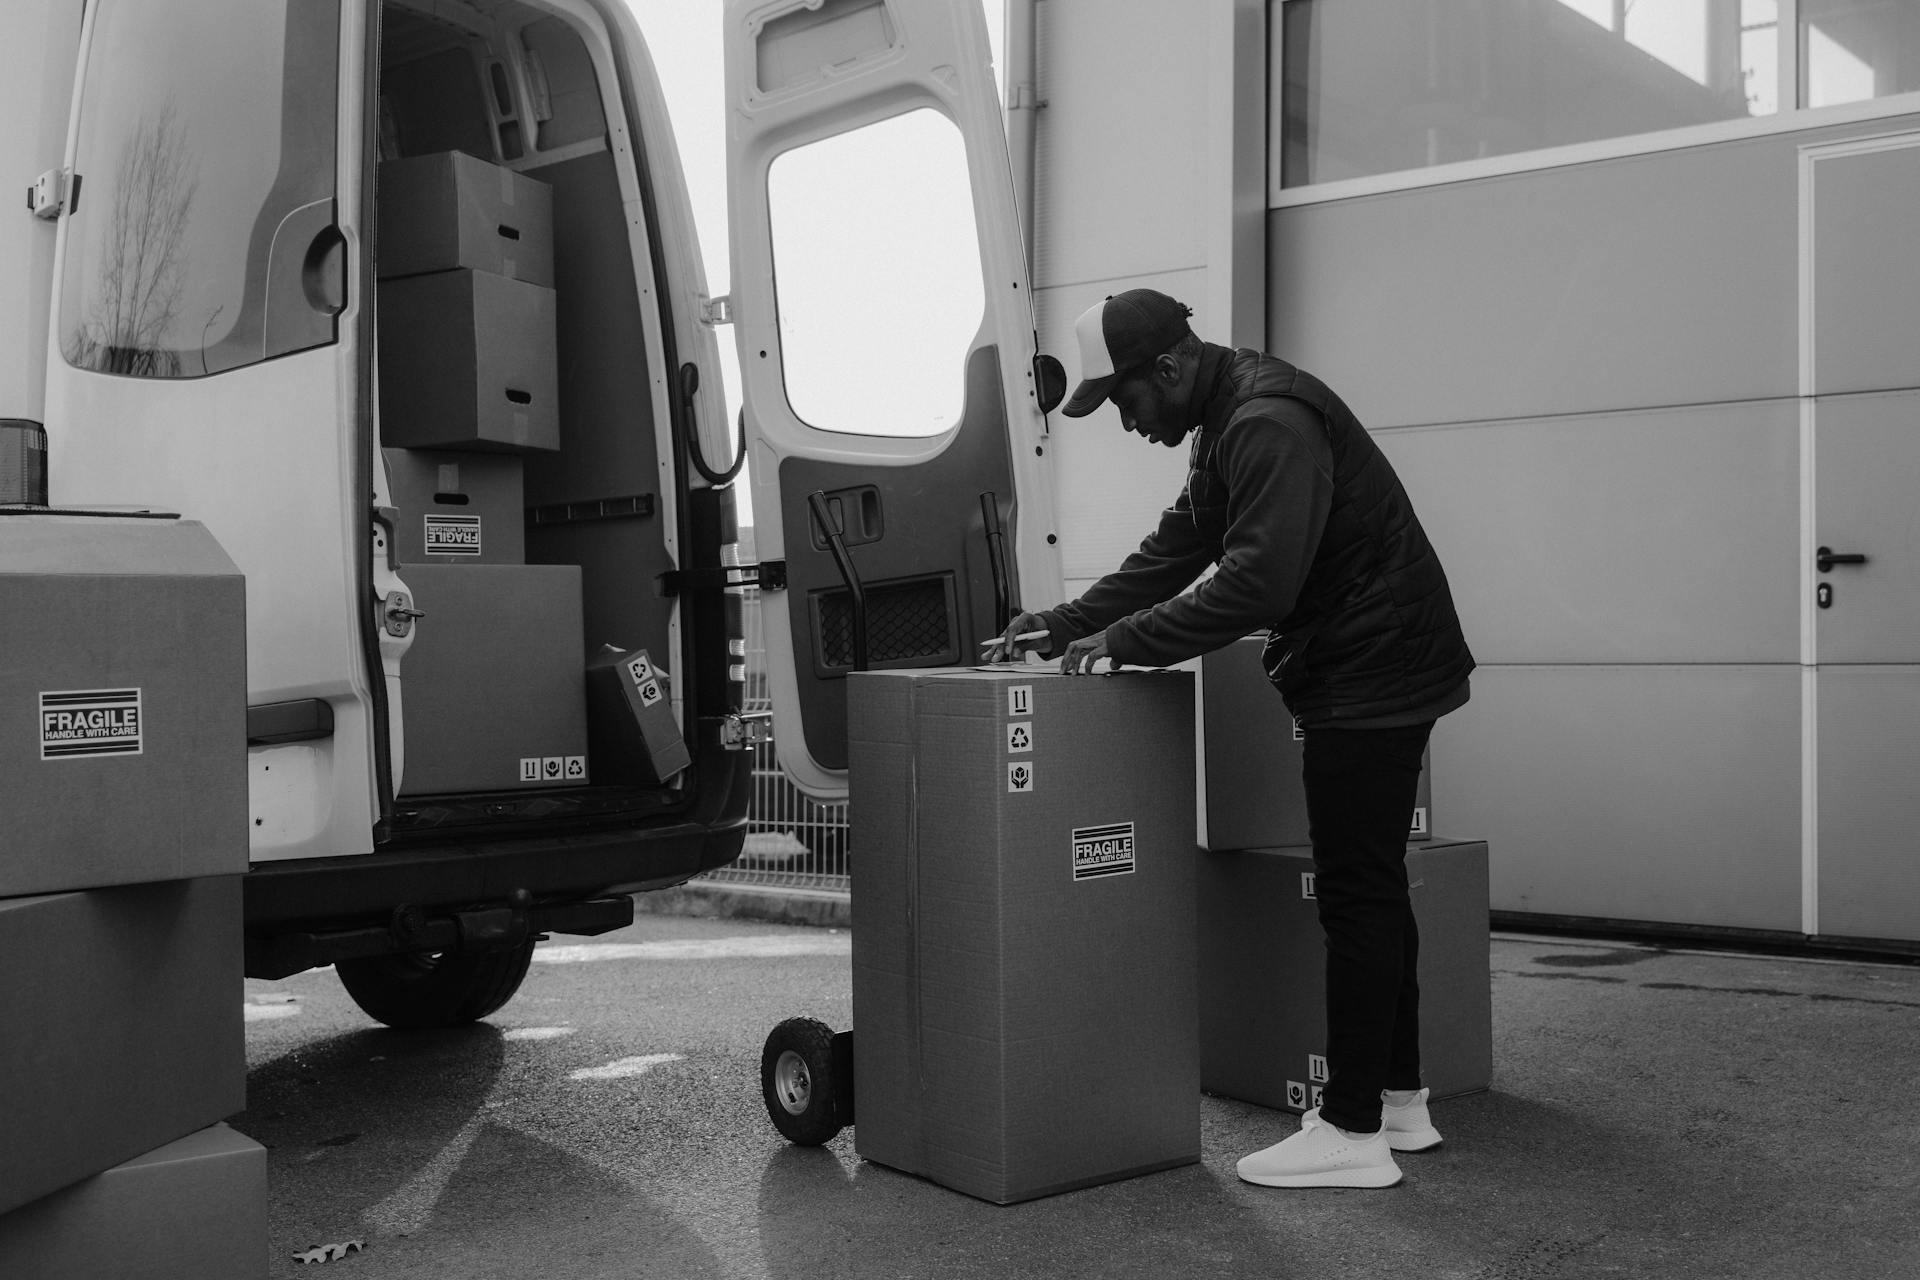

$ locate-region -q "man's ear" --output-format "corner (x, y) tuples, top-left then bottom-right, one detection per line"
(1152, 352), (1184, 386)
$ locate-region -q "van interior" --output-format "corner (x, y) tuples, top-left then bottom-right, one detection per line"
(374, 0), (688, 829)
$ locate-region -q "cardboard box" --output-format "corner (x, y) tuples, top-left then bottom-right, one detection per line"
(382, 447), (526, 564)
(1201, 635), (1433, 850)
(0, 1124), (267, 1280)
(0, 877), (245, 1216)
(585, 646), (690, 786)
(379, 268), (559, 453)
(1196, 838), (1492, 1113)
(0, 514), (247, 898)
(848, 668), (1200, 1204)
(377, 150), (554, 286)
(397, 563), (588, 795)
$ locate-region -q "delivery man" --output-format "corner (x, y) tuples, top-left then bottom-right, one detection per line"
(991, 289), (1474, 1189)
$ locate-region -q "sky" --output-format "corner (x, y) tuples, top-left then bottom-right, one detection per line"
(620, 0), (1007, 527)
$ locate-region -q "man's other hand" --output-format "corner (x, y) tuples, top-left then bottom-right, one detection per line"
(1059, 633), (1110, 676)
(984, 611), (1050, 663)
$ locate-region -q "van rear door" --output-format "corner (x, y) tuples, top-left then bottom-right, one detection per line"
(723, 0), (1061, 796)
(44, 0), (377, 861)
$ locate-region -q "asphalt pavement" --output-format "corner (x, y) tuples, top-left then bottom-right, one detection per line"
(238, 914), (1920, 1279)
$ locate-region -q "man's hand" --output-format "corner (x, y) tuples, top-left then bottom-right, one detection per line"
(982, 611), (1050, 663)
(1059, 633), (1110, 676)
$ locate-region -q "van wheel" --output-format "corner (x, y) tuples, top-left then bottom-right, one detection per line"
(761, 1017), (847, 1145)
(336, 940), (536, 1029)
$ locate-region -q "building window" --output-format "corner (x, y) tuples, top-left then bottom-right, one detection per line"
(766, 108), (983, 438)
(1281, 0), (1781, 188)
(60, 0), (340, 378)
(1803, 0), (1920, 108)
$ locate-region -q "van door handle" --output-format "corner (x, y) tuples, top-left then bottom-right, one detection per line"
(1816, 546), (1869, 572)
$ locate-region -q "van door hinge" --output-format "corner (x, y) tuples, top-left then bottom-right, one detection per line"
(28, 168), (72, 219)
(700, 294), (733, 326)
(657, 560), (785, 597)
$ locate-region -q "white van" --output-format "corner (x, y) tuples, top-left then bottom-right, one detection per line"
(4, 0), (1060, 1024)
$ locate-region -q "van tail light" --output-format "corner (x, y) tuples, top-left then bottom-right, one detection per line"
(0, 420), (48, 505)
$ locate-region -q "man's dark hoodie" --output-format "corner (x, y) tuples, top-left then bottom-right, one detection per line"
(1037, 343), (1474, 728)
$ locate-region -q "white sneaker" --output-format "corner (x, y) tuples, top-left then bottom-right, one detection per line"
(1235, 1110), (1402, 1188)
(1381, 1087), (1443, 1152)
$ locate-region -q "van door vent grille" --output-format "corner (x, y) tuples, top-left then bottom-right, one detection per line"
(813, 574), (955, 670)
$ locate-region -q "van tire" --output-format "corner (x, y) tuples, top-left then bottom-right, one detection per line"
(336, 940), (536, 1029)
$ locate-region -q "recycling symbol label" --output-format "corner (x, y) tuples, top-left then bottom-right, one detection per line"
(1006, 721), (1032, 753)
(1007, 762), (1034, 793)
(564, 756), (587, 780)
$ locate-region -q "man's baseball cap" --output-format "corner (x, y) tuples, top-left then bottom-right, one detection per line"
(1061, 289), (1194, 417)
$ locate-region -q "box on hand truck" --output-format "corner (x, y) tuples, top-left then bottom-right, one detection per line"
(758, 667), (1201, 1204)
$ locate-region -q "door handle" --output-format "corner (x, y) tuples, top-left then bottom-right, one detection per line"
(1816, 546), (1869, 572)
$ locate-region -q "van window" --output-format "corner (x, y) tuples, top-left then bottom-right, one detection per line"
(60, 0), (340, 379)
(766, 108), (983, 438)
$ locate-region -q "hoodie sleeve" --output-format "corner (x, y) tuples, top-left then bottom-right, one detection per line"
(1033, 491), (1216, 655)
(1101, 402), (1333, 667)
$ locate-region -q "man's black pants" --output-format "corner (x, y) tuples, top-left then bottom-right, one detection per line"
(1301, 721), (1434, 1134)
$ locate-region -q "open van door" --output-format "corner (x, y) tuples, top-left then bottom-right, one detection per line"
(724, 0), (1061, 796)
(45, 0), (377, 861)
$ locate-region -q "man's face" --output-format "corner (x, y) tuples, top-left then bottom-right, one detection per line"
(1107, 358), (1190, 448)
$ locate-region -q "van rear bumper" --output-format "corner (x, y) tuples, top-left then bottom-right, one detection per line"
(243, 815), (746, 960)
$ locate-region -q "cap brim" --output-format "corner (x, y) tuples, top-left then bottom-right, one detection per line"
(1060, 372), (1120, 418)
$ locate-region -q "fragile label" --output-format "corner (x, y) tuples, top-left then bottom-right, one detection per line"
(1006, 720), (1032, 753)
(1286, 1080), (1307, 1108)
(424, 513), (482, 556)
(40, 688), (142, 759)
(1007, 761), (1034, 793)
(1071, 821), (1135, 881)
(637, 678), (664, 708)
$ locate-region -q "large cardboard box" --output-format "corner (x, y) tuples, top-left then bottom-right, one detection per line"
(585, 646), (689, 786)
(0, 514), (247, 898)
(379, 268), (559, 453)
(377, 150), (555, 286)
(0, 877), (245, 1216)
(1201, 635), (1433, 850)
(0, 1124), (267, 1280)
(382, 447), (526, 564)
(398, 563), (588, 795)
(848, 668), (1200, 1204)
(1196, 838), (1492, 1113)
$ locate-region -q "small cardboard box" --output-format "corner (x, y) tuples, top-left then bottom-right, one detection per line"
(382, 447), (526, 564)
(377, 150), (554, 285)
(378, 268), (559, 453)
(849, 668), (1200, 1204)
(0, 1124), (267, 1280)
(0, 514), (247, 898)
(0, 877), (245, 1216)
(585, 647), (690, 786)
(1201, 635), (1433, 850)
(397, 563), (587, 795)
(1196, 838), (1492, 1112)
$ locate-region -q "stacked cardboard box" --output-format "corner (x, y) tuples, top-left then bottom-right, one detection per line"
(848, 668), (1200, 1204)
(1196, 839), (1493, 1112)
(0, 514), (264, 1277)
(377, 151), (558, 453)
(1201, 634), (1432, 849)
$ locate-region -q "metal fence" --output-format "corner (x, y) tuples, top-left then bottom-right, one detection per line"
(698, 585), (853, 893)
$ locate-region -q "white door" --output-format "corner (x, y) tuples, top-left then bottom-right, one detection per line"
(45, 0), (379, 861)
(1804, 134), (1920, 944)
(723, 0), (1061, 796)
